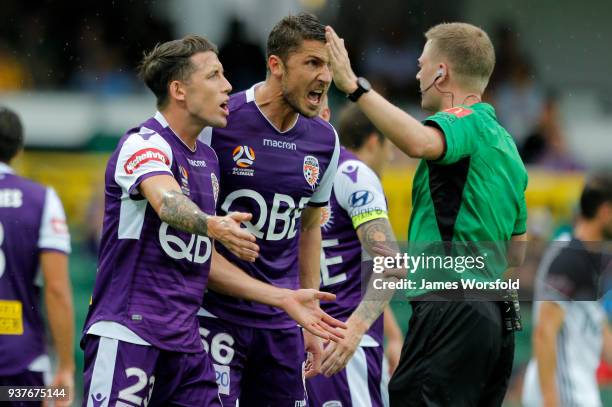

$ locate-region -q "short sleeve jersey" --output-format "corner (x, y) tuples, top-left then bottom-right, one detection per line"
(82, 112), (220, 353)
(199, 84), (340, 329)
(0, 163), (71, 375)
(407, 103), (528, 297)
(523, 237), (610, 407)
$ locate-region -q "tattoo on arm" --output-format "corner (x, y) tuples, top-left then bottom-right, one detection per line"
(359, 218), (399, 256)
(353, 218), (401, 327)
(159, 190), (209, 236)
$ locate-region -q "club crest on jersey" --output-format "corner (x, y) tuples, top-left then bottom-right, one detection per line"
(124, 148), (169, 174)
(303, 155), (320, 188)
(319, 205), (334, 231)
(211, 172), (219, 204)
(232, 145), (256, 176)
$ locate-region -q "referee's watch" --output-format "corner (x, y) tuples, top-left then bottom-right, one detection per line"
(347, 77), (371, 102)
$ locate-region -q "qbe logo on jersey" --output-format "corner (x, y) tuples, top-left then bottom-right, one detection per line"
(303, 155), (320, 189)
(232, 145), (255, 176)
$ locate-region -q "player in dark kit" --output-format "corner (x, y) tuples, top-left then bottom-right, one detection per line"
(0, 107), (74, 407)
(523, 174), (612, 407)
(326, 22), (528, 406)
(82, 35), (344, 407)
(198, 13), (341, 406)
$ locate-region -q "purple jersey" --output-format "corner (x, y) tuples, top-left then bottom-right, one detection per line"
(83, 112), (220, 353)
(199, 84), (339, 329)
(0, 163), (71, 375)
(319, 148), (388, 345)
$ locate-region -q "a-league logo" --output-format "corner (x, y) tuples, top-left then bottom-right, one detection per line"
(232, 145), (256, 168)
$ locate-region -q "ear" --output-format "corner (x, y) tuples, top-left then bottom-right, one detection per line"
(437, 63), (449, 82)
(268, 55), (285, 77)
(168, 80), (186, 103)
(600, 202), (612, 220)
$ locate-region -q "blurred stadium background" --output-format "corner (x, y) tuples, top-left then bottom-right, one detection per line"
(1, 0), (611, 405)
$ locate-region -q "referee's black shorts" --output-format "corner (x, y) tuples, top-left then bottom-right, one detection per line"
(388, 300), (514, 407)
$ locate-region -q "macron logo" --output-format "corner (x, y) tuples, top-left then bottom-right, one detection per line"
(124, 148), (169, 174)
(263, 138), (297, 150)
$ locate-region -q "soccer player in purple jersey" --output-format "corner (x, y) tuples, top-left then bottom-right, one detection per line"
(0, 107), (74, 407)
(82, 35), (344, 407)
(307, 102), (404, 406)
(197, 13), (342, 406)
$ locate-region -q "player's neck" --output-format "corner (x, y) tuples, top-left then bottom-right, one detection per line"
(353, 149), (381, 177)
(437, 88), (482, 111)
(159, 108), (201, 150)
(255, 81), (299, 132)
(574, 219), (603, 241)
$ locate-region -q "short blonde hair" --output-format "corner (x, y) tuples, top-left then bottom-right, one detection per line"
(425, 22), (495, 92)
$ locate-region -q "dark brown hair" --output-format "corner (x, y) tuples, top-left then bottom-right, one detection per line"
(0, 106), (24, 163)
(138, 35), (218, 108)
(266, 13), (326, 69)
(580, 172), (612, 219)
(338, 104), (383, 150)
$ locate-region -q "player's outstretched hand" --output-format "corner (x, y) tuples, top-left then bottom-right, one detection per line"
(208, 212), (259, 262)
(320, 321), (363, 377)
(325, 26), (358, 94)
(281, 289), (347, 343)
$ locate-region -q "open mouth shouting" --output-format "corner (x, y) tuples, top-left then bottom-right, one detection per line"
(307, 89), (325, 107)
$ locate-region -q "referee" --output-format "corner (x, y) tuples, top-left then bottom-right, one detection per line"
(326, 22), (527, 406)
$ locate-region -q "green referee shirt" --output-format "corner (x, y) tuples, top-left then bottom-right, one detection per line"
(406, 103), (528, 296)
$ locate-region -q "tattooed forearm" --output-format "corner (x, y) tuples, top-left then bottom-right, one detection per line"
(159, 190), (209, 236)
(352, 218), (401, 327)
(359, 218), (399, 255)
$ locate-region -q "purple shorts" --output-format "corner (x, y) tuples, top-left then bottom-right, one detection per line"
(198, 314), (307, 406)
(0, 370), (45, 407)
(306, 345), (387, 407)
(82, 334), (221, 407)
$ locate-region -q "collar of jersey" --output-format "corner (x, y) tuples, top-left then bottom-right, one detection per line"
(471, 102), (496, 119)
(246, 82), (300, 134)
(154, 111), (198, 153)
(0, 162), (14, 174)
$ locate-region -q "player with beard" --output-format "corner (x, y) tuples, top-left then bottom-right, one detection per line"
(198, 13), (340, 406)
(82, 35), (344, 407)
